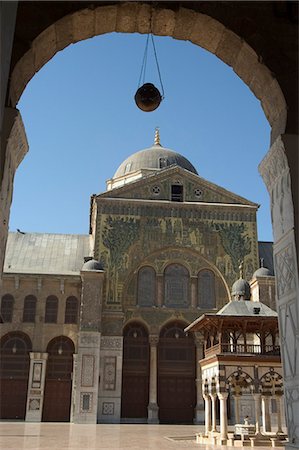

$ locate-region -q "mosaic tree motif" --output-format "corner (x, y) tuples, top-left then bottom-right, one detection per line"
(212, 222), (251, 274)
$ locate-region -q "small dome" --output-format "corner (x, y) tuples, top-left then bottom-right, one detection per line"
(253, 267), (273, 277)
(231, 278), (251, 300)
(81, 259), (103, 271)
(113, 129), (198, 179)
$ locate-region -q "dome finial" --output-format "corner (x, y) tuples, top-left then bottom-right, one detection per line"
(154, 127), (161, 146)
(260, 257), (264, 268)
(239, 261), (244, 279)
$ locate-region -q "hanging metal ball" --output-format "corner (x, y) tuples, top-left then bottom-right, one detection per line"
(134, 83), (162, 112)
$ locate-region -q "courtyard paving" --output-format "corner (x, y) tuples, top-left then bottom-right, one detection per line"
(0, 422), (285, 450)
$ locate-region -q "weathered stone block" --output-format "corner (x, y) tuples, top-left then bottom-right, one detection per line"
(73, 8), (95, 43)
(13, 49), (35, 101)
(95, 5), (117, 36)
(262, 79), (287, 126)
(215, 29), (243, 68)
(233, 41), (259, 87)
(249, 62), (275, 101)
(173, 7), (197, 41)
(189, 14), (225, 54)
(55, 14), (73, 52)
(136, 3), (151, 34)
(152, 8), (175, 37)
(116, 3), (138, 33)
(33, 24), (57, 73)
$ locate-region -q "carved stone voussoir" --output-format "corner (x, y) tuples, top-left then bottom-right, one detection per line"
(6, 110), (29, 170)
(259, 135), (289, 194)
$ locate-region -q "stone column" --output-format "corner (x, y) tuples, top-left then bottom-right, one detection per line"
(253, 393), (262, 435)
(148, 335), (159, 423)
(259, 134), (299, 449)
(203, 394), (211, 436)
(261, 395), (271, 432)
(25, 352), (48, 422)
(276, 395), (283, 435)
(72, 266), (104, 423)
(156, 275), (163, 307)
(194, 334), (204, 424)
(210, 394), (217, 432)
(234, 394), (240, 424)
(218, 392), (228, 444)
(191, 276), (197, 308)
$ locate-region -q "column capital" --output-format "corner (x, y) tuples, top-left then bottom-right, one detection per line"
(218, 392), (228, 400)
(149, 335), (159, 346)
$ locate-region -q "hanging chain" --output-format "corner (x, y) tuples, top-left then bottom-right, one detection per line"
(137, 34), (150, 87)
(137, 33), (165, 99)
(150, 34), (165, 98)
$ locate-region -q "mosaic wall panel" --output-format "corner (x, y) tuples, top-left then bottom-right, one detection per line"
(81, 355), (94, 387)
(103, 356), (116, 391)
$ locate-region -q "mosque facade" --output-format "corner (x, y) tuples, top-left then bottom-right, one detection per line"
(0, 131), (280, 428)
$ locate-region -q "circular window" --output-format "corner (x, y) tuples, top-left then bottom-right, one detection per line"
(194, 188), (203, 198)
(152, 186), (161, 195)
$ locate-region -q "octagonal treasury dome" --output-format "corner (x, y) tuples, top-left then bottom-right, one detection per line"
(113, 129), (198, 179)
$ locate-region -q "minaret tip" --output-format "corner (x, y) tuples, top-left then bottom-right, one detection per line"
(239, 261), (244, 279)
(154, 127), (161, 146)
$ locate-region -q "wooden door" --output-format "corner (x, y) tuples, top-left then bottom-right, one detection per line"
(0, 333), (31, 419)
(121, 323), (149, 420)
(42, 336), (74, 422)
(158, 322), (196, 424)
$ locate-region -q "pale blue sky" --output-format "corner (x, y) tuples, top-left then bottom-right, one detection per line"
(10, 33), (272, 240)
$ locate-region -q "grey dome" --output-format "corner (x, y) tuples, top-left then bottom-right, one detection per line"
(253, 267), (273, 277)
(81, 259), (103, 271)
(231, 278), (251, 300)
(113, 144), (198, 178)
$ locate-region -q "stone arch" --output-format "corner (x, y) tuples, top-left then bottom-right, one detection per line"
(259, 370), (283, 396)
(226, 370), (254, 396)
(9, 3), (286, 140)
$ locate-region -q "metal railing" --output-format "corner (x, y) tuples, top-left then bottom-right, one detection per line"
(204, 343), (280, 358)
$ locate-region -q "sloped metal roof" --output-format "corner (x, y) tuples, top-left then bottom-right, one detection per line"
(4, 232), (91, 275)
(216, 300), (277, 317)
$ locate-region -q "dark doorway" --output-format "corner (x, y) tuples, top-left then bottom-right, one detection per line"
(0, 332), (31, 419)
(158, 322), (196, 423)
(121, 323), (149, 421)
(42, 336), (74, 422)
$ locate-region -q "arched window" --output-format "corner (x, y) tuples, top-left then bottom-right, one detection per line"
(64, 296), (78, 324)
(137, 266), (156, 306)
(1, 294), (14, 322)
(23, 295), (36, 323)
(198, 270), (216, 309)
(45, 296), (58, 323)
(164, 264), (189, 308)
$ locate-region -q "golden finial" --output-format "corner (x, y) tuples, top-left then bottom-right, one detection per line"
(239, 261), (244, 279)
(154, 127), (161, 146)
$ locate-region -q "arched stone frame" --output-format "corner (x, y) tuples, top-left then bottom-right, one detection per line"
(225, 370), (254, 426)
(198, 268), (216, 309)
(45, 295), (59, 323)
(0, 331), (32, 419)
(158, 319), (196, 423)
(1, 2), (298, 441)
(164, 263), (190, 308)
(121, 321), (150, 419)
(43, 335), (75, 422)
(137, 265), (156, 307)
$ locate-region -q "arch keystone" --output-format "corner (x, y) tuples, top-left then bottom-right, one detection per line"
(116, 3), (138, 33)
(152, 8), (176, 37)
(136, 3), (152, 34)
